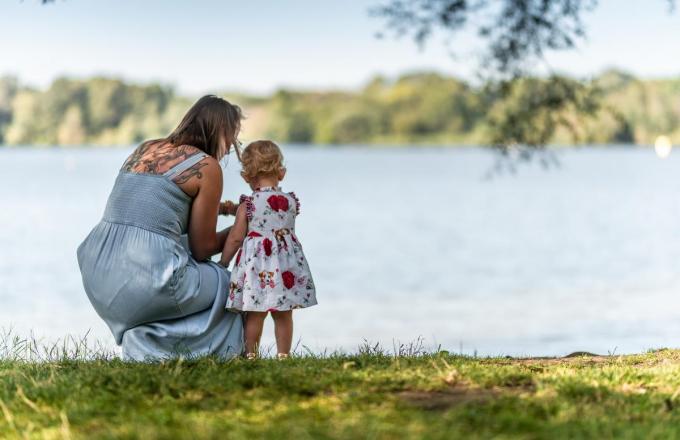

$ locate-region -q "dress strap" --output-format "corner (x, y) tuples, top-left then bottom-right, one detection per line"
(163, 152), (208, 179)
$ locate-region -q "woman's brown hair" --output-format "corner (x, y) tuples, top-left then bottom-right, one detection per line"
(165, 95), (243, 159)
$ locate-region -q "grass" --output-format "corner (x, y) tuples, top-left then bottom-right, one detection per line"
(2, 334), (680, 439)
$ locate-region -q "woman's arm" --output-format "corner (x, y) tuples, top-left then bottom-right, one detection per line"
(186, 158), (229, 260)
(213, 226), (232, 254)
(220, 204), (248, 267)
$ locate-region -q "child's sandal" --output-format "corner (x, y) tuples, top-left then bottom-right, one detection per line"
(277, 353), (289, 360)
(245, 352), (257, 360)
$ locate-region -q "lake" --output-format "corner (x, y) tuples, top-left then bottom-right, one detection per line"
(2, 145), (680, 357)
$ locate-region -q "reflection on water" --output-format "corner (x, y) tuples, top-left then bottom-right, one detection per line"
(655, 136), (673, 159)
(2, 146), (680, 356)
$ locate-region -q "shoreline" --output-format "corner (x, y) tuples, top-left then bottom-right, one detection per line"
(0, 142), (656, 150)
(1, 330), (674, 363)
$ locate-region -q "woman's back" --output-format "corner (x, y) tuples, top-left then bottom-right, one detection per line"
(77, 147), (242, 360)
(77, 152), (207, 341)
(76, 95), (246, 360)
(92, 141), (211, 241)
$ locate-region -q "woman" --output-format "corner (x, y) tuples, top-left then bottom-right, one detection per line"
(77, 95), (244, 360)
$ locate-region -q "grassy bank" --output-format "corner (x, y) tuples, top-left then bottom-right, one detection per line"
(2, 348), (680, 439)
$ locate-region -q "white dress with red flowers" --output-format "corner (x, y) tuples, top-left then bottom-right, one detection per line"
(226, 186), (317, 312)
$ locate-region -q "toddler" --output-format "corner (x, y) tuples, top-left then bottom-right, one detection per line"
(220, 140), (317, 359)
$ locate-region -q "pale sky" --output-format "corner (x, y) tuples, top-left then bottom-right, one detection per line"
(1, 0), (679, 95)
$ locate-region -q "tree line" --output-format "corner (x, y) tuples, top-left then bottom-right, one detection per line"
(0, 70), (677, 147)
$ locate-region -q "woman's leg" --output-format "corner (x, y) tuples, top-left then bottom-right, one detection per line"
(244, 312), (267, 357)
(271, 310), (293, 356)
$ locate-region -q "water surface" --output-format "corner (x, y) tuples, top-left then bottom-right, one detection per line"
(2, 146), (680, 356)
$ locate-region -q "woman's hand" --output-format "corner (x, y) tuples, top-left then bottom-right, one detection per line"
(219, 200), (239, 216)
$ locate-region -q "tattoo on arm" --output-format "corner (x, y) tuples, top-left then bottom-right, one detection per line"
(173, 161), (209, 184)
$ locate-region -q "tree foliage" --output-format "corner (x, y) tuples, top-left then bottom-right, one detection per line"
(33, 0), (677, 151)
(0, 76), (180, 146)
(373, 0), (595, 77)
(373, 0), (675, 152)
(0, 72), (679, 147)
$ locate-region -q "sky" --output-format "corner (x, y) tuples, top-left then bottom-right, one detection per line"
(1, 0), (679, 95)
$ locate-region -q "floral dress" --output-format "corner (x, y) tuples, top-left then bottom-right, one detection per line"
(227, 186), (317, 312)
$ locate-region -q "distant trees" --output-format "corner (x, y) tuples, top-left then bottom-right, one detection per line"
(0, 76), (18, 143)
(34, 0), (677, 150)
(1, 71), (679, 147)
(263, 73), (482, 145)
(0, 77), (180, 146)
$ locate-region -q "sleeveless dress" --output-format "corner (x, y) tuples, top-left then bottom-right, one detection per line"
(226, 186), (317, 312)
(76, 152), (243, 360)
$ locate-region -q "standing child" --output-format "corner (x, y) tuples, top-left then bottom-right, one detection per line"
(220, 140), (317, 359)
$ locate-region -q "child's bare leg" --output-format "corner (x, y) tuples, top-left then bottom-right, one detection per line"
(271, 310), (293, 355)
(244, 312), (267, 357)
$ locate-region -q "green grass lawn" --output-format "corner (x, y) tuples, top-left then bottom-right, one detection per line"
(2, 346), (680, 439)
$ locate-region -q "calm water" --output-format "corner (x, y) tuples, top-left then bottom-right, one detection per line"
(2, 146), (680, 357)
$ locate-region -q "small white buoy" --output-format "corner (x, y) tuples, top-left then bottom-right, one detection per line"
(654, 135), (672, 159)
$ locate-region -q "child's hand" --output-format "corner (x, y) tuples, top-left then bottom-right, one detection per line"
(219, 200), (239, 216)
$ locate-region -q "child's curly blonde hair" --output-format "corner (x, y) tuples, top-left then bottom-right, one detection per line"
(239, 140), (285, 181)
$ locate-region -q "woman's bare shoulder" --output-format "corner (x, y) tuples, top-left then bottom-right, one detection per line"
(173, 153), (221, 185)
(121, 141), (208, 175)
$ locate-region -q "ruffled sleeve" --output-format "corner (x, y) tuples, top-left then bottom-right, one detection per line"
(288, 192), (301, 216)
(239, 194), (254, 221)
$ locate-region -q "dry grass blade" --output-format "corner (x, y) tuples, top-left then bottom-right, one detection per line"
(0, 398), (15, 430)
(16, 386), (41, 413)
(59, 411), (72, 440)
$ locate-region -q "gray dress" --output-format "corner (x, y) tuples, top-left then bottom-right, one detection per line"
(77, 153), (243, 360)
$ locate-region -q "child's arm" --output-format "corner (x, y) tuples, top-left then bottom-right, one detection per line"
(219, 204), (248, 267)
